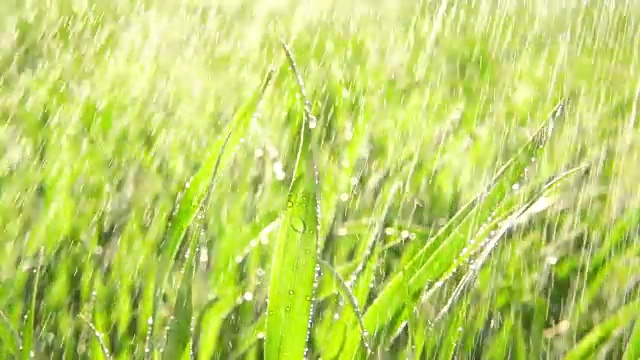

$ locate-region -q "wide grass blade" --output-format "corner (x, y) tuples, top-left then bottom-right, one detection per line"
(265, 171), (320, 360)
(148, 69), (274, 355)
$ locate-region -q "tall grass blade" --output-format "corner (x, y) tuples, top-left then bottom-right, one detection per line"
(148, 69), (274, 355)
(79, 314), (112, 360)
(623, 320), (640, 360)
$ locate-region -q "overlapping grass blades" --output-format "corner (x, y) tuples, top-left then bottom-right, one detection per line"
(341, 100), (568, 357)
(148, 70), (274, 357)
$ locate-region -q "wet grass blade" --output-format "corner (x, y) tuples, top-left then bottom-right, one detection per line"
(148, 69), (274, 355)
(623, 320), (640, 360)
(265, 171), (320, 360)
(79, 314), (112, 360)
(318, 258), (371, 354)
(341, 100), (567, 357)
(163, 229), (199, 360)
(564, 300), (640, 360)
(22, 250), (43, 360)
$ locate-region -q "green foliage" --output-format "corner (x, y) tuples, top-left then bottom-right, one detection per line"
(0, 0), (639, 359)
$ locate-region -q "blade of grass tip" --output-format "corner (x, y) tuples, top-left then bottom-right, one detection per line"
(340, 100), (568, 357)
(564, 300), (640, 360)
(318, 258), (372, 354)
(281, 42), (316, 186)
(265, 42), (322, 359)
(0, 310), (21, 355)
(163, 228), (199, 360)
(22, 248), (43, 360)
(148, 69), (274, 356)
(79, 314), (112, 360)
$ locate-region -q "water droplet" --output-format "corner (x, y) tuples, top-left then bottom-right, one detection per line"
(243, 292), (254, 301)
(401, 230), (410, 239)
(257, 332), (265, 339)
(333, 313), (340, 320)
(339, 192), (349, 202)
(337, 227), (347, 236)
(285, 306), (291, 312)
(512, 183), (520, 191)
(289, 289), (295, 295)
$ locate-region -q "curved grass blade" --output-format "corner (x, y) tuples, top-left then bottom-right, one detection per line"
(318, 258), (371, 354)
(192, 295), (237, 359)
(265, 171), (320, 360)
(564, 300), (640, 360)
(148, 69), (274, 356)
(341, 100), (567, 358)
(230, 315), (266, 360)
(79, 314), (112, 360)
(623, 320), (640, 360)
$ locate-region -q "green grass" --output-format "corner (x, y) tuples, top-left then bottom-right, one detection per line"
(1, 0), (639, 358)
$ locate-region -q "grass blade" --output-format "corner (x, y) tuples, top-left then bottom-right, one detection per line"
(341, 100), (567, 357)
(79, 314), (112, 360)
(163, 229), (199, 360)
(564, 300), (640, 360)
(148, 69), (274, 355)
(265, 171), (320, 359)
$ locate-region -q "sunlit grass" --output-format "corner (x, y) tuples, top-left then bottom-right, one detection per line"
(0, 0), (639, 358)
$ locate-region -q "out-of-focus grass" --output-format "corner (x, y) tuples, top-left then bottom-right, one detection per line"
(0, 0), (639, 358)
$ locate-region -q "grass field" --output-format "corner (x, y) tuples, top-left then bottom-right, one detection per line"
(1, 0), (640, 358)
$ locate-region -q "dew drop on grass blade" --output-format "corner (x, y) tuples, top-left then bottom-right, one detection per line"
(265, 170), (320, 360)
(147, 69), (274, 356)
